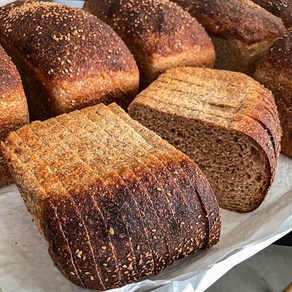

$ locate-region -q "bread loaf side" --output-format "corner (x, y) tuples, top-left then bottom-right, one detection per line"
(0, 45), (29, 187)
(84, 0), (215, 88)
(254, 30), (292, 157)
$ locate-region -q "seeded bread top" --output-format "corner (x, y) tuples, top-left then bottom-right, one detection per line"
(171, 0), (286, 44)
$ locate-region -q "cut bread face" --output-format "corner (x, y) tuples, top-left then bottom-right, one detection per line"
(171, 0), (286, 75)
(0, 1), (139, 120)
(254, 30), (292, 158)
(129, 67), (281, 213)
(0, 44), (29, 187)
(1, 103), (220, 290)
(83, 0), (215, 88)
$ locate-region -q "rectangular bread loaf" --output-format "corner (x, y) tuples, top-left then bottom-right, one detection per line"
(0, 1), (139, 120)
(1, 103), (220, 290)
(0, 44), (29, 187)
(129, 67), (282, 213)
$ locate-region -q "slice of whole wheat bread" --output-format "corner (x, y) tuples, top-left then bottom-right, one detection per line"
(129, 67), (281, 213)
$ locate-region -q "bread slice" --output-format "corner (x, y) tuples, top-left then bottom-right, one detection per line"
(129, 67), (281, 213)
(0, 44), (29, 187)
(251, 0), (292, 28)
(83, 0), (215, 88)
(254, 30), (292, 157)
(171, 0), (286, 75)
(0, 1), (139, 120)
(1, 103), (220, 290)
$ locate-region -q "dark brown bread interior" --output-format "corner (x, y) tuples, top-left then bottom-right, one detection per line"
(1, 103), (220, 290)
(83, 0), (215, 88)
(254, 30), (292, 157)
(171, 0), (286, 74)
(251, 0), (292, 28)
(0, 1), (139, 120)
(129, 67), (281, 213)
(0, 45), (29, 187)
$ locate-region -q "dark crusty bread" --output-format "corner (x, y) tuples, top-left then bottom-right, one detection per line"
(254, 30), (292, 157)
(0, 1), (139, 120)
(83, 0), (215, 88)
(251, 0), (292, 28)
(1, 103), (220, 290)
(129, 67), (281, 213)
(0, 44), (29, 187)
(171, 0), (286, 75)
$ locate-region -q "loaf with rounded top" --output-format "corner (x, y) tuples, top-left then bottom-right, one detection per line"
(0, 1), (139, 120)
(251, 0), (292, 28)
(254, 30), (292, 157)
(1, 103), (220, 290)
(0, 44), (29, 187)
(83, 0), (215, 88)
(171, 0), (286, 75)
(129, 67), (282, 212)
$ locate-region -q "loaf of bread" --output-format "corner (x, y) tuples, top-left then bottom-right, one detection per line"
(251, 0), (292, 28)
(0, 44), (29, 187)
(254, 30), (292, 158)
(129, 67), (281, 213)
(83, 0), (215, 87)
(171, 0), (286, 75)
(0, 1), (139, 120)
(1, 103), (220, 290)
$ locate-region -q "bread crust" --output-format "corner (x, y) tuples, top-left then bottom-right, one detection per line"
(0, 45), (29, 186)
(251, 0), (292, 28)
(0, 1), (139, 118)
(254, 30), (292, 157)
(84, 0), (215, 86)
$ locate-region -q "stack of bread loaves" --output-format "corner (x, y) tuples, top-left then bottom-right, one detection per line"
(0, 0), (288, 290)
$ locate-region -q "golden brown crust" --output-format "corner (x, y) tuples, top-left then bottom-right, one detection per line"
(251, 0), (292, 28)
(0, 1), (139, 118)
(254, 30), (292, 157)
(0, 44), (29, 187)
(84, 0), (214, 86)
(172, 0), (286, 44)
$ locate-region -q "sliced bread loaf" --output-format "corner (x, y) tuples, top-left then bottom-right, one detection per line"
(171, 0), (286, 75)
(129, 67), (281, 213)
(83, 0), (215, 88)
(0, 44), (29, 187)
(0, 1), (139, 120)
(1, 103), (220, 290)
(254, 30), (292, 157)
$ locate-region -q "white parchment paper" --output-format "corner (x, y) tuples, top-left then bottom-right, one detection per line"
(0, 155), (291, 292)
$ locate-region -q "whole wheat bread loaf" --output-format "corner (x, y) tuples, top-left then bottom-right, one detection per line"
(1, 103), (220, 290)
(129, 67), (281, 213)
(171, 0), (286, 75)
(251, 0), (292, 28)
(83, 0), (215, 88)
(254, 30), (292, 157)
(0, 44), (29, 187)
(0, 1), (139, 120)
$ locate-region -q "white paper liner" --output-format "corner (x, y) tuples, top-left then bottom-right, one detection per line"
(0, 155), (291, 292)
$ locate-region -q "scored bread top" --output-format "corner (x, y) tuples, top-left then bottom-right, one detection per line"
(251, 0), (292, 28)
(0, 1), (137, 82)
(255, 30), (292, 75)
(171, 0), (286, 44)
(0, 44), (29, 140)
(84, 0), (213, 57)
